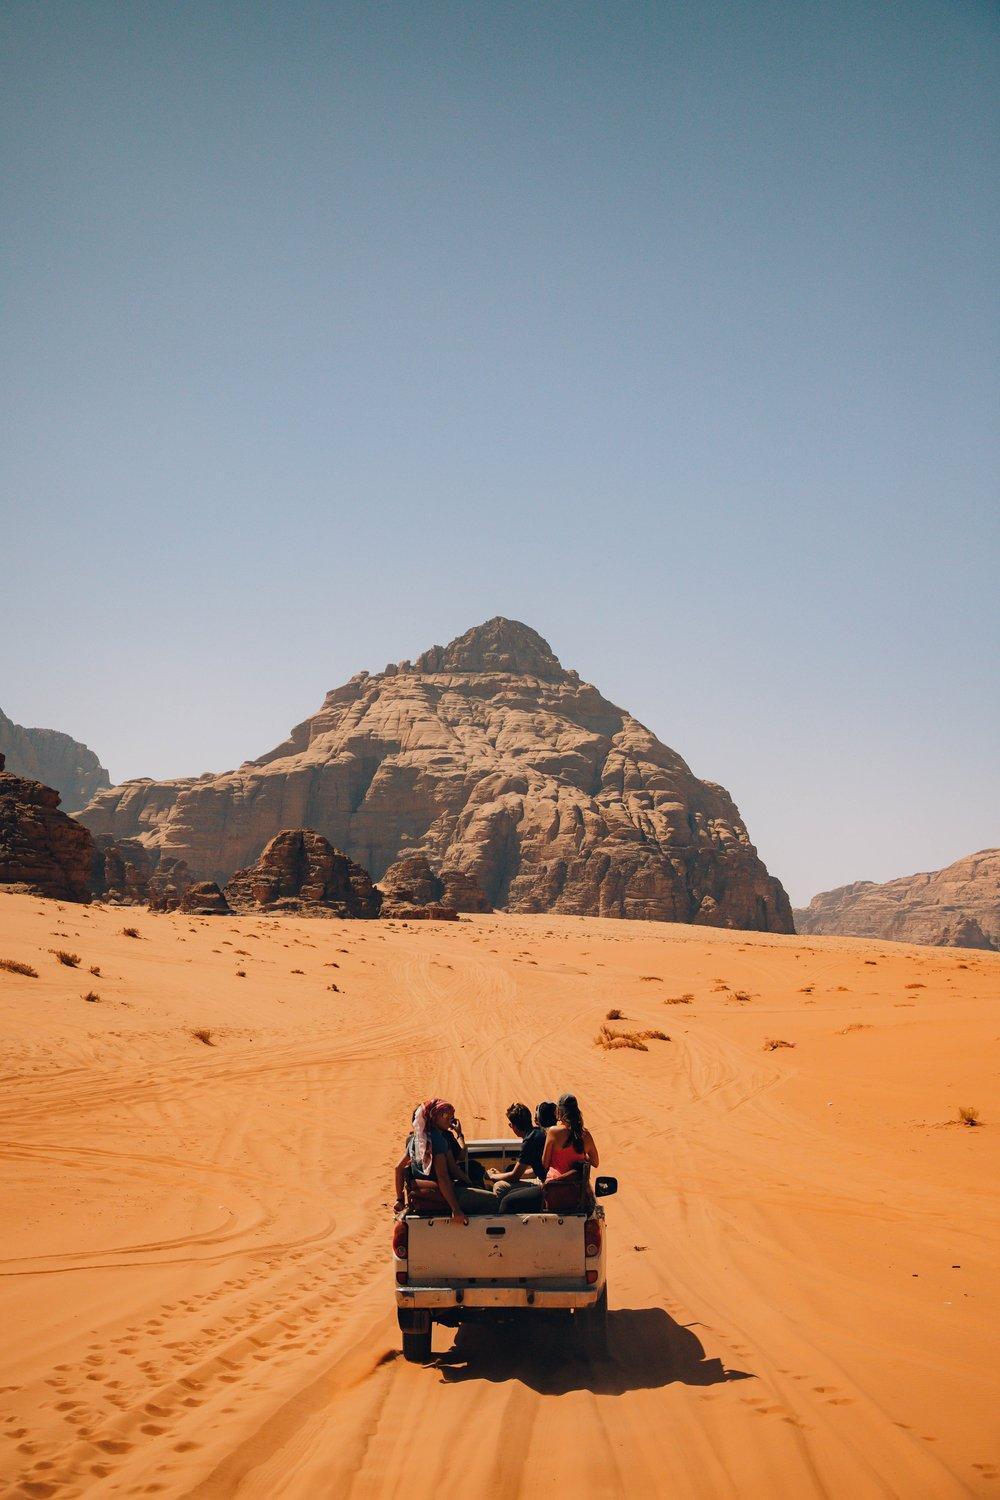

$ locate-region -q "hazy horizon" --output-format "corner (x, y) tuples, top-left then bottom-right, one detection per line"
(3, 1), (998, 906)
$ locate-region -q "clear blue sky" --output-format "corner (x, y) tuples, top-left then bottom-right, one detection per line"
(2, 1), (997, 904)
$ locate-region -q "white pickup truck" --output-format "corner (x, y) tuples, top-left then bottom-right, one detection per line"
(393, 1136), (617, 1363)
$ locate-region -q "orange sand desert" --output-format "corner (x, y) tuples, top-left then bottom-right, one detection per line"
(1, 892), (997, 1498)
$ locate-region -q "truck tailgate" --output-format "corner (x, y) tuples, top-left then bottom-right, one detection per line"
(408, 1214), (584, 1283)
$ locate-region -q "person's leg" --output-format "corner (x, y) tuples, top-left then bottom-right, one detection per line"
(456, 1185), (500, 1216)
(499, 1182), (544, 1215)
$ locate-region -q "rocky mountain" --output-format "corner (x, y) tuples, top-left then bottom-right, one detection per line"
(0, 707), (110, 813)
(794, 849), (999, 950)
(79, 617), (793, 931)
(0, 753), (94, 902)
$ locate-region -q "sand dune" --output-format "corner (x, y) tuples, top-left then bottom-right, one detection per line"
(0, 892), (997, 1498)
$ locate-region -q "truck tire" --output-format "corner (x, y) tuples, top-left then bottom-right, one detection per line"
(576, 1286), (608, 1358)
(402, 1327), (433, 1364)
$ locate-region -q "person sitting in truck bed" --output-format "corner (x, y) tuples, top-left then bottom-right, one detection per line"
(542, 1093), (600, 1212)
(491, 1100), (556, 1215)
(401, 1098), (497, 1224)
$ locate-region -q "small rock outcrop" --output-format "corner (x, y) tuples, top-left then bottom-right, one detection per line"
(179, 882), (230, 916)
(379, 855), (491, 918)
(224, 830), (381, 918)
(0, 753), (95, 902)
(0, 707), (110, 813)
(91, 835), (160, 905)
(440, 868), (493, 914)
(794, 849), (1000, 950)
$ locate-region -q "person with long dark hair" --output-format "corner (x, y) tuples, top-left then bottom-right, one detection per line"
(542, 1093), (599, 1211)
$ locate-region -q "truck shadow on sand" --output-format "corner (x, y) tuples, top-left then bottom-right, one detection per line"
(434, 1308), (753, 1394)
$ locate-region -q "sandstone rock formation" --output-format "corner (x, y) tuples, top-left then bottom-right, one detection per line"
(179, 882), (230, 916)
(379, 855), (491, 918)
(0, 753), (95, 902)
(80, 618), (793, 932)
(794, 850), (1000, 951)
(91, 835), (159, 905)
(0, 707), (110, 813)
(90, 837), (201, 912)
(223, 830), (381, 918)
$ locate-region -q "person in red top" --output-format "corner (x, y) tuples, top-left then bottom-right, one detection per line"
(542, 1093), (599, 1210)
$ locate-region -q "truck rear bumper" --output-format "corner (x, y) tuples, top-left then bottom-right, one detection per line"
(396, 1284), (603, 1311)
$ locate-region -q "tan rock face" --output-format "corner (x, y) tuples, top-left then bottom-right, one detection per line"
(0, 753), (95, 902)
(179, 882), (230, 916)
(0, 707), (110, 813)
(378, 855), (491, 917)
(223, 830), (381, 918)
(80, 618), (792, 932)
(794, 849), (1000, 950)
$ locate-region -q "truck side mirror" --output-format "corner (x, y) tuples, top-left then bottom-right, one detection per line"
(594, 1175), (618, 1197)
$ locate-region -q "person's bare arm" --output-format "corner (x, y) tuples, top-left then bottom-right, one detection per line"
(492, 1156), (528, 1185)
(434, 1154), (467, 1224)
(393, 1151), (409, 1212)
(541, 1126), (558, 1172)
(584, 1130), (600, 1169)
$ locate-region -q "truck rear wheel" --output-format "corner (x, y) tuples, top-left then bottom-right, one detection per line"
(402, 1327), (433, 1363)
(576, 1286), (608, 1358)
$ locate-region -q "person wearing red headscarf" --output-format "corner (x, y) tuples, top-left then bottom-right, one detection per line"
(394, 1099), (496, 1223)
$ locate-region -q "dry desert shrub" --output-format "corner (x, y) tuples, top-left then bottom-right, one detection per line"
(763, 1038), (796, 1051)
(905, 982), (925, 990)
(1, 958), (38, 977)
(665, 993), (693, 1004)
(291, 968), (305, 975)
(89, 964), (101, 976)
(235, 970), (246, 978)
(51, 949), (80, 967)
(83, 991), (100, 1003)
(731, 990), (753, 1003)
(595, 1024), (647, 1051)
(798, 985), (814, 993)
(837, 1023), (870, 1034)
(120, 927), (140, 939)
(639, 975), (662, 982)
(596, 1024), (670, 1051)
(191, 1028), (214, 1046)
(958, 1106), (981, 1127)
(606, 1007), (625, 1020)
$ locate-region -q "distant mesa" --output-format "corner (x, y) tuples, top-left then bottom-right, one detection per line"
(794, 849), (999, 951)
(78, 616), (793, 933)
(223, 830), (382, 918)
(0, 706), (110, 813)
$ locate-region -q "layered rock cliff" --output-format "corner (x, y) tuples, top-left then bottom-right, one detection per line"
(0, 708), (110, 813)
(79, 618), (793, 931)
(0, 754), (95, 902)
(794, 850), (1000, 950)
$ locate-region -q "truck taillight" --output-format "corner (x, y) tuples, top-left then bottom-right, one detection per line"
(584, 1217), (602, 1257)
(392, 1220), (408, 1259)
